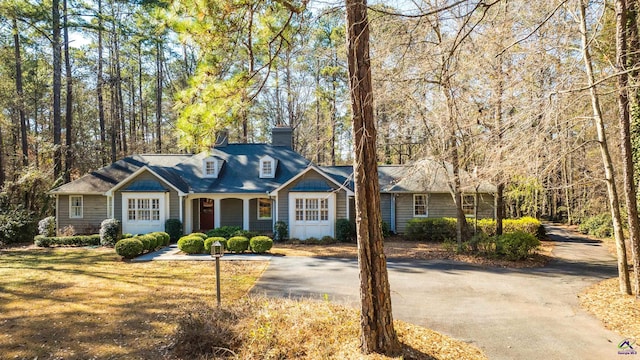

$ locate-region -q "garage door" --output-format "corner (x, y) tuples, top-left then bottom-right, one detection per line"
(289, 193), (335, 240)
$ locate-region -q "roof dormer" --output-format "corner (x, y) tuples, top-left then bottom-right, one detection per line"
(259, 155), (276, 179)
(203, 157), (221, 178)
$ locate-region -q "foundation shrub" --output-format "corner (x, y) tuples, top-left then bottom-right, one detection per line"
(99, 218), (121, 247)
(227, 236), (249, 253)
(165, 219), (183, 242)
(249, 236), (273, 253)
(178, 236), (204, 254)
(115, 238), (144, 259)
(204, 237), (227, 254)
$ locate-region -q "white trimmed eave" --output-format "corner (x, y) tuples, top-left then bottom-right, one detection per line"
(268, 165), (354, 197)
(104, 165), (187, 197)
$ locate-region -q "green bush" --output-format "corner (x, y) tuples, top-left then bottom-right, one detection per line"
(381, 221), (391, 238)
(336, 219), (356, 242)
(320, 235), (337, 244)
(178, 236), (204, 254)
(0, 209), (37, 244)
(206, 226), (242, 239)
(149, 232), (170, 247)
(115, 238), (144, 259)
(137, 235), (151, 251)
(204, 237), (227, 254)
(227, 236), (249, 253)
(495, 231), (540, 261)
(503, 217), (544, 239)
(274, 221), (288, 241)
(38, 216), (56, 237)
(250, 236), (273, 253)
(99, 218), (121, 247)
(165, 219), (183, 242)
(232, 229), (259, 239)
(405, 218), (457, 242)
(190, 232), (208, 240)
(578, 214), (613, 238)
(122, 233), (134, 239)
(34, 234), (101, 247)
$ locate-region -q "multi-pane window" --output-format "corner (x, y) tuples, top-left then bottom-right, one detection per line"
(463, 195), (475, 216)
(414, 194), (427, 216)
(69, 195), (83, 218)
(127, 198), (160, 222)
(295, 199), (304, 221)
(294, 197), (330, 222)
(203, 159), (218, 178)
(258, 199), (272, 220)
(261, 160), (273, 177)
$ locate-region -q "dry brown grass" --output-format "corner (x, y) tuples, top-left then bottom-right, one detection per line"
(170, 297), (487, 360)
(579, 277), (640, 340)
(0, 247), (267, 359)
(272, 237), (553, 268)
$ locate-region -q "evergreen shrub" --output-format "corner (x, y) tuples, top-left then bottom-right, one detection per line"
(115, 238), (144, 259)
(227, 236), (249, 253)
(100, 218), (121, 247)
(249, 236), (273, 253)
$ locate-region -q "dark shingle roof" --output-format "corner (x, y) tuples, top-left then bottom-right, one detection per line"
(51, 144), (312, 195)
(51, 147), (495, 196)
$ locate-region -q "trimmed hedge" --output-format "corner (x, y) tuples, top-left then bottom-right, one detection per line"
(206, 226), (242, 239)
(336, 219), (356, 242)
(178, 235), (205, 254)
(250, 236), (273, 253)
(227, 236), (249, 253)
(204, 237), (227, 254)
(495, 231), (540, 260)
(190, 232), (208, 240)
(115, 238), (144, 259)
(100, 218), (121, 247)
(38, 216), (56, 237)
(165, 219), (183, 242)
(406, 218), (457, 242)
(34, 234), (101, 247)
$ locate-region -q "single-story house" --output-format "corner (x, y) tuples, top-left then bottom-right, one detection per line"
(51, 127), (497, 239)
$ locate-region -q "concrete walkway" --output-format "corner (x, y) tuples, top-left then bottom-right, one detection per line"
(253, 225), (629, 360)
(131, 244), (272, 262)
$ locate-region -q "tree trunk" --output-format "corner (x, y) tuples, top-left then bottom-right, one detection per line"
(12, 18), (28, 167)
(97, 0), (106, 165)
(346, 0), (400, 355)
(114, 31), (127, 154)
(0, 125), (5, 185)
(615, 0), (640, 297)
(52, 0), (62, 179)
(155, 41), (163, 153)
(580, 0), (631, 295)
(63, 0), (73, 182)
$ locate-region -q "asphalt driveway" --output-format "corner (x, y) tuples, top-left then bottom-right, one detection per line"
(252, 225), (628, 360)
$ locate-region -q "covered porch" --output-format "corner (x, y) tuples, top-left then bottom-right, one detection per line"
(184, 194), (274, 234)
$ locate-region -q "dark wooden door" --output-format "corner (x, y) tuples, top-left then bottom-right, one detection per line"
(199, 198), (214, 231)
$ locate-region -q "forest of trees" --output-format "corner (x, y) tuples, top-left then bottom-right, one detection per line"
(2, 0), (639, 224)
(2, 1), (640, 249)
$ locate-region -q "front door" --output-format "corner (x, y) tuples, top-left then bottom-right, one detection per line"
(199, 198), (214, 231)
(289, 193), (335, 239)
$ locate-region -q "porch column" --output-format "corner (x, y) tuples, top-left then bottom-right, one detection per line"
(243, 198), (250, 230)
(185, 197), (192, 234)
(390, 195), (397, 234)
(214, 198), (221, 228)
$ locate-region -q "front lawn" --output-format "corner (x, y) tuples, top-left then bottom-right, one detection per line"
(0, 247), (266, 359)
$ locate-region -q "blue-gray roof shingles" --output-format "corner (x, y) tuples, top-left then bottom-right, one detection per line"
(51, 144), (312, 195)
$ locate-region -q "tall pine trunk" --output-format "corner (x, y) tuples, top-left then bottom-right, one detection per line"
(155, 41), (163, 153)
(97, 0), (106, 165)
(63, 0), (73, 182)
(13, 18), (28, 167)
(52, 0), (62, 179)
(615, 0), (640, 298)
(580, 0), (631, 295)
(346, 0), (400, 354)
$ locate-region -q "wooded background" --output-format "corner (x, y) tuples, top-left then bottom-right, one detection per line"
(0, 0), (636, 224)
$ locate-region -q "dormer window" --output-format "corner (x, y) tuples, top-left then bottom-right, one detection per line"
(203, 157), (219, 178)
(259, 155), (276, 178)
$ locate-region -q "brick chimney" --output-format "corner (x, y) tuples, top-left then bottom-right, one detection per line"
(271, 126), (292, 149)
(214, 129), (228, 147)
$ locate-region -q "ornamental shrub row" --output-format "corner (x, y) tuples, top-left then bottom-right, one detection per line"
(114, 231), (170, 259)
(407, 216), (545, 242)
(178, 233), (273, 254)
(34, 234), (101, 247)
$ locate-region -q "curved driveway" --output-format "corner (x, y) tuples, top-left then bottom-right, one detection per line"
(252, 225), (625, 360)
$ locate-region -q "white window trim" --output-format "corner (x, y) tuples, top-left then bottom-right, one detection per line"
(413, 194), (428, 217)
(257, 198), (272, 220)
(259, 155), (275, 178)
(462, 194), (476, 217)
(203, 158), (219, 178)
(69, 195), (83, 219)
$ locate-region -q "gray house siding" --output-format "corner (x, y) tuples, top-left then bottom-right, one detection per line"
(380, 193), (392, 226)
(395, 193), (415, 234)
(57, 194), (106, 235)
(249, 198), (273, 233)
(192, 199), (200, 231)
(336, 191), (347, 219)
(277, 170), (338, 225)
(114, 171), (180, 222)
(427, 193), (457, 218)
(220, 198), (243, 227)
(476, 193), (495, 218)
